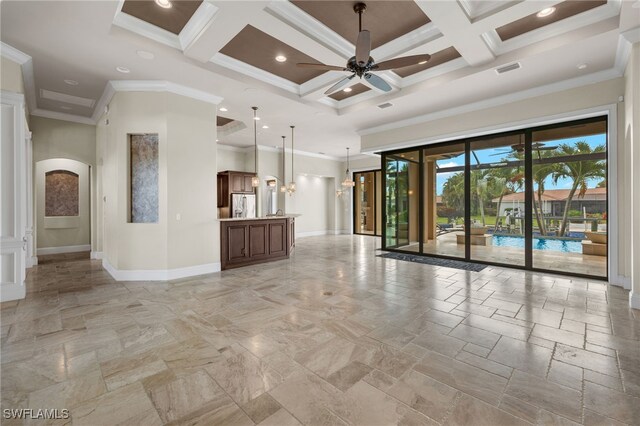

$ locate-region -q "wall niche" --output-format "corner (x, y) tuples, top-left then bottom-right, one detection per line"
(45, 170), (79, 217)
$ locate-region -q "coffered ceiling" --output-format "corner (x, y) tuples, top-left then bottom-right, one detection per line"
(0, 0), (637, 158)
(121, 0), (202, 35)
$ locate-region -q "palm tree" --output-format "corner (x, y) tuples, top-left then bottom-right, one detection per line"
(552, 141), (606, 236)
(442, 172), (465, 218)
(489, 164), (524, 232)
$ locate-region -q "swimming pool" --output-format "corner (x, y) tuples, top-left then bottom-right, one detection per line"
(492, 235), (583, 253)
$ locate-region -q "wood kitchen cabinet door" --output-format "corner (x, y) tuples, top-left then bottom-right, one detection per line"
(269, 222), (287, 256)
(249, 223), (268, 259)
(225, 224), (249, 264)
(243, 175), (254, 192)
(230, 174), (244, 193)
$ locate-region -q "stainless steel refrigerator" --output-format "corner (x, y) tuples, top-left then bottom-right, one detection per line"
(231, 194), (256, 218)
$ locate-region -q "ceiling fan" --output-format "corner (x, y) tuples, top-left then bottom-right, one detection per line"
(490, 142), (558, 156)
(296, 2), (431, 95)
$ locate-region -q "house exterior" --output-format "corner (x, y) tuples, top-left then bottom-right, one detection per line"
(493, 188), (607, 217)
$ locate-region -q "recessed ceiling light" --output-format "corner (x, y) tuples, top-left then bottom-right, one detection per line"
(136, 50), (155, 60)
(343, 87), (353, 93)
(155, 0), (172, 9)
(115, 66), (130, 74)
(219, 107), (228, 112)
(262, 125), (269, 129)
(536, 7), (555, 17)
(418, 60), (428, 65)
(64, 79), (79, 86)
(577, 63), (588, 70)
(216, 139), (219, 142)
(275, 55), (287, 62)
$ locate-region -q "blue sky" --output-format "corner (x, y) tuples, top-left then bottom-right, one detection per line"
(435, 134), (606, 195)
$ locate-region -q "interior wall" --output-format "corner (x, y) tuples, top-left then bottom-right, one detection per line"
(1, 56), (24, 93)
(30, 116), (97, 253)
(100, 91), (218, 273)
(35, 159), (90, 250)
(217, 146), (246, 172)
(166, 93), (217, 270)
(625, 42), (639, 304)
(288, 174), (334, 235)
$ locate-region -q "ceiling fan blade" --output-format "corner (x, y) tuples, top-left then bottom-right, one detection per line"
(374, 54), (431, 71)
(355, 30), (371, 65)
(297, 63), (346, 71)
(364, 73), (392, 92)
(537, 146), (559, 150)
(324, 74), (356, 95)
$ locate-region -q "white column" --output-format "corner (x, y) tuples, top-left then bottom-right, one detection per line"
(628, 42), (640, 309)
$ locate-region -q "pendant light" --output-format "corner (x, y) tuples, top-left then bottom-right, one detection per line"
(342, 147), (355, 187)
(280, 135), (287, 193)
(287, 125), (296, 195)
(251, 106), (260, 188)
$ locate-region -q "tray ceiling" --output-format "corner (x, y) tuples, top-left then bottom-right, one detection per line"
(121, 0), (202, 35)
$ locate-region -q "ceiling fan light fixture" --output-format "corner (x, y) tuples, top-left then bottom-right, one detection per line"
(155, 0), (172, 9)
(536, 7), (555, 17)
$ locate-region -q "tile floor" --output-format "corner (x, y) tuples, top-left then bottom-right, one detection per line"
(1, 235), (638, 425)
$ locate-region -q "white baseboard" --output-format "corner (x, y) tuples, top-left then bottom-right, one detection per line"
(296, 230), (350, 238)
(610, 275), (631, 289)
(0, 281), (25, 302)
(102, 259), (221, 281)
(37, 244), (91, 255)
(630, 292), (640, 309)
(90, 251), (103, 260)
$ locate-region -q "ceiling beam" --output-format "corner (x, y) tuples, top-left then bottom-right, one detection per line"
(414, 1), (495, 66)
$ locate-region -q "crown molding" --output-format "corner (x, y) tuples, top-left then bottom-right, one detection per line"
(109, 80), (224, 105)
(483, 1), (621, 56)
(0, 41), (30, 64)
(1, 42), (37, 116)
(358, 67), (622, 137)
(266, 1), (353, 59)
(210, 53), (299, 94)
(178, 0), (219, 51)
(112, 4), (181, 50)
(31, 108), (96, 126)
(91, 81), (116, 123)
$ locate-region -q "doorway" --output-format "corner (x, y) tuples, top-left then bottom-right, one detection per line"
(353, 170), (382, 236)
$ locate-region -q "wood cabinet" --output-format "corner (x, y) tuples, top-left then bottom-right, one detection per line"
(221, 218), (294, 270)
(217, 170), (256, 217)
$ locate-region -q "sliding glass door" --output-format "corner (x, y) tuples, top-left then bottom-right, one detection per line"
(422, 142), (466, 259)
(530, 119), (607, 277)
(354, 170), (382, 236)
(381, 116), (608, 280)
(469, 134), (526, 266)
(385, 152), (419, 251)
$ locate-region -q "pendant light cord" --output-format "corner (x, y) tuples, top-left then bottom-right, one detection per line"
(290, 126), (295, 179)
(252, 107), (258, 174)
(282, 135), (286, 183)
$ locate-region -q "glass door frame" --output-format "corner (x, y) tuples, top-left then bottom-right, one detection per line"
(352, 169), (382, 237)
(381, 115), (608, 281)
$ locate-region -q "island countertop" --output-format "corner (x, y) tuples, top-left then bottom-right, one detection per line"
(219, 214), (301, 222)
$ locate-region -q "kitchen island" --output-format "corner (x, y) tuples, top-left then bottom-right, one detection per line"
(220, 216), (296, 270)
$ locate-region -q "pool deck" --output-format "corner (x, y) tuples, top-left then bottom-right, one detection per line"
(395, 233), (607, 278)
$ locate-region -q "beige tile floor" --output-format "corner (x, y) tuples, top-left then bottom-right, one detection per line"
(1, 235), (638, 425)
